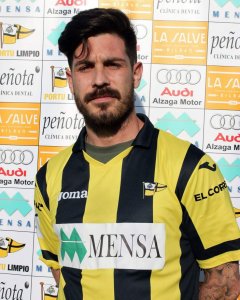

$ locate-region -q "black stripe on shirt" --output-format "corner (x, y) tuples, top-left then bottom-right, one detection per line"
(56, 151), (89, 224)
(176, 145), (204, 299)
(116, 128), (159, 223)
(114, 269), (152, 300)
(36, 162), (50, 210)
(42, 249), (58, 262)
(175, 144), (204, 202)
(61, 267), (83, 300)
(114, 128), (159, 300)
(200, 238), (240, 260)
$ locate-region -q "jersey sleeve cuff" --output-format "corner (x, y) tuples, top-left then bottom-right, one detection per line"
(198, 250), (240, 269)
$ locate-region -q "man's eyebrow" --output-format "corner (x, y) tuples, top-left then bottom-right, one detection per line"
(73, 57), (127, 67)
(104, 57), (126, 63)
(73, 60), (93, 68)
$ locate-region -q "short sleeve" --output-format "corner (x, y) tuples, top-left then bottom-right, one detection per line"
(34, 164), (60, 270)
(181, 153), (240, 269)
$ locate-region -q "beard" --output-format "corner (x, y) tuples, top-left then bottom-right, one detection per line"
(74, 85), (135, 137)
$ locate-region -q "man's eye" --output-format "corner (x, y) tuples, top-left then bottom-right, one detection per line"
(106, 62), (121, 69)
(77, 64), (93, 72)
(78, 65), (89, 71)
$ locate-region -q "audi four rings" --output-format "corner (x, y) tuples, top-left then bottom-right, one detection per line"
(156, 69), (201, 85)
(133, 24), (147, 39)
(210, 115), (240, 130)
(0, 149), (34, 165)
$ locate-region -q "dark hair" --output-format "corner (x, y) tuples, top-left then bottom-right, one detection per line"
(58, 8), (137, 67)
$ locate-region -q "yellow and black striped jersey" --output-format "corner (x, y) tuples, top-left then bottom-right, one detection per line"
(35, 114), (240, 300)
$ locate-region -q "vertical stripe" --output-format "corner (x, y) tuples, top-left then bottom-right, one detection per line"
(55, 152), (89, 300)
(175, 144), (204, 201)
(115, 129), (159, 300)
(82, 155), (125, 300)
(83, 157), (123, 223)
(61, 267), (83, 300)
(56, 152), (89, 224)
(36, 162), (49, 209)
(151, 132), (182, 300)
(114, 269), (152, 300)
(175, 144), (204, 299)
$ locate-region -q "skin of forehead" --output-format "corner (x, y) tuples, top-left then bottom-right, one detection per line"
(72, 34), (131, 67)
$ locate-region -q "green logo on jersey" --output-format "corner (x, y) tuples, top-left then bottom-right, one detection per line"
(60, 228), (87, 263)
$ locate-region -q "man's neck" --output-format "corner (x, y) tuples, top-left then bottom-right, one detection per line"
(85, 113), (143, 147)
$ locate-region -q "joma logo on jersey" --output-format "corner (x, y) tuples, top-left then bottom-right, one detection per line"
(58, 190), (88, 201)
(58, 223), (166, 270)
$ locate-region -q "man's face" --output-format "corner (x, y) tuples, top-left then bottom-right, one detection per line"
(66, 33), (142, 137)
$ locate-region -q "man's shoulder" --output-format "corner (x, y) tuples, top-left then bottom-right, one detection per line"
(156, 129), (206, 166)
(36, 144), (74, 177)
(157, 129), (192, 150)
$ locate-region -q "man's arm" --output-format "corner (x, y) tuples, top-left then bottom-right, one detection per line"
(51, 268), (60, 286)
(199, 262), (240, 300)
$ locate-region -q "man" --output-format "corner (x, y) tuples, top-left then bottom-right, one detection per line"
(35, 8), (240, 300)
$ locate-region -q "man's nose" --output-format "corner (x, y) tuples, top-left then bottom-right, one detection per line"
(92, 66), (110, 88)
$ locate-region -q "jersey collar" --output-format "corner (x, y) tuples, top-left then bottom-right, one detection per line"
(72, 113), (156, 153)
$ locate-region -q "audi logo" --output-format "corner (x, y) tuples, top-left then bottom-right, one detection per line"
(210, 115), (240, 130)
(0, 149), (34, 165)
(156, 69), (201, 85)
(133, 24), (148, 39)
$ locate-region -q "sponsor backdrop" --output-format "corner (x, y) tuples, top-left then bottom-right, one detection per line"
(0, 0), (239, 298)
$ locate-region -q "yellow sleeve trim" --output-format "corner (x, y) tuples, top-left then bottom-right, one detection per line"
(198, 250), (240, 269)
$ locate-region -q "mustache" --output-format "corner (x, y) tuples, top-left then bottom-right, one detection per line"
(84, 87), (121, 103)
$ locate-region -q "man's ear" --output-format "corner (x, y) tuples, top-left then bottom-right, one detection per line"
(133, 62), (143, 89)
(66, 67), (74, 94)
